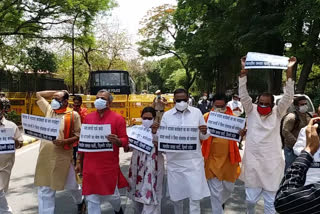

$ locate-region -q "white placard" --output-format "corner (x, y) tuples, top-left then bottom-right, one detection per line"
(158, 126), (199, 152)
(245, 52), (289, 69)
(0, 128), (15, 154)
(207, 111), (246, 141)
(22, 114), (61, 141)
(79, 124), (113, 152)
(128, 125), (154, 154)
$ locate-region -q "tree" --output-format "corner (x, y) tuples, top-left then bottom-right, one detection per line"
(138, 4), (197, 91)
(0, 0), (115, 38)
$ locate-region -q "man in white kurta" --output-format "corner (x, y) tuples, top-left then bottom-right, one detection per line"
(160, 88), (210, 214)
(0, 99), (23, 214)
(239, 56), (296, 214)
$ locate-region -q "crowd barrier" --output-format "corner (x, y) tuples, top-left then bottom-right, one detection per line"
(5, 92), (174, 126)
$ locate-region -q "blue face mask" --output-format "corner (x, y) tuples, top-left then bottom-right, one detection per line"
(51, 99), (62, 110)
(94, 98), (107, 110)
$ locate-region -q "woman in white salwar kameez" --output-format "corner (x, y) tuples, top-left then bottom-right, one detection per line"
(127, 107), (164, 214)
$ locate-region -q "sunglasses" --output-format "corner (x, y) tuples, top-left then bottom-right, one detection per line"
(175, 99), (188, 103)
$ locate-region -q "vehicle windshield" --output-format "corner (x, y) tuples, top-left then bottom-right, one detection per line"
(92, 72), (129, 86)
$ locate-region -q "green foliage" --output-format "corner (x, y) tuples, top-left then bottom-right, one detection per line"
(6, 111), (21, 125)
(25, 47), (57, 72)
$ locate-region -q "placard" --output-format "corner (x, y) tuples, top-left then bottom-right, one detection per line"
(158, 126), (199, 152)
(22, 114), (60, 141)
(245, 52), (289, 69)
(79, 124), (113, 152)
(0, 128), (15, 154)
(128, 125), (154, 154)
(207, 111), (246, 141)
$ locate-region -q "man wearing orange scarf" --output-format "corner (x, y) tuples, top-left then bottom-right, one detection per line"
(34, 90), (84, 214)
(202, 94), (241, 214)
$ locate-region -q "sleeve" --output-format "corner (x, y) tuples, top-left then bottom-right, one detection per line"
(117, 116), (128, 147)
(238, 76), (253, 114)
(36, 96), (51, 115)
(72, 112), (81, 137)
(199, 110), (210, 140)
(14, 124), (23, 142)
(277, 79), (294, 118)
(282, 113), (297, 148)
(274, 151), (319, 213)
(293, 127), (307, 156)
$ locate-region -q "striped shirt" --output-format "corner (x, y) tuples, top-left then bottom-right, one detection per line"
(274, 150), (320, 214)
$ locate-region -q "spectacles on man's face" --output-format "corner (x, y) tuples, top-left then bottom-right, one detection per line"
(142, 117), (153, 120)
(175, 99), (188, 103)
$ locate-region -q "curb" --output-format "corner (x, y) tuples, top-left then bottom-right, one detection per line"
(22, 137), (38, 146)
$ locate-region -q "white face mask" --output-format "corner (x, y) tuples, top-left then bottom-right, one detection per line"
(142, 119), (154, 128)
(298, 105), (308, 113)
(175, 101), (188, 111)
(51, 99), (62, 110)
(94, 98), (107, 110)
(203, 96), (207, 100)
(214, 106), (226, 113)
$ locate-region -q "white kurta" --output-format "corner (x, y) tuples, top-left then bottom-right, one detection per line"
(293, 127), (320, 186)
(239, 76), (294, 192)
(227, 100), (244, 117)
(160, 106), (210, 201)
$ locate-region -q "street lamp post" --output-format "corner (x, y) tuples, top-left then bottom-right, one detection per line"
(71, 13), (79, 95)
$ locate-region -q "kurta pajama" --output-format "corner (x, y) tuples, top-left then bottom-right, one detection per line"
(82, 110), (128, 213)
(239, 76), (294, 214)
(34, 97), (82, 214)
(0, 117), (22, 214)
(160, 106), (210, 214)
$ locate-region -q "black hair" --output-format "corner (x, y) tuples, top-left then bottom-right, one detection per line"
(62, 91), (69, 100)
(174, 88), (188, 97)
(73, 95), (83, 103)
(141, 106), (156, 118)
(257, 92), (274, 104)
(212, 93), (227, 104)
(293, 96), (307, 106)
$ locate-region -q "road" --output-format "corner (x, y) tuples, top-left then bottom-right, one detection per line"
(6, 138), (265, 214)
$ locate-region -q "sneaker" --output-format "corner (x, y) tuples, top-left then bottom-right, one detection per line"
(115, 207), (124, 214)
(77, 200), (86, 214)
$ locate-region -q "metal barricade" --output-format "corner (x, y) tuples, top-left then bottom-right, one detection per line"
(128, 94), (155, 125)
(6, 92), (29, 115)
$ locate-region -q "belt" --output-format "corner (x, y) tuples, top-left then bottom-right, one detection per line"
(156, 110), (164, 112)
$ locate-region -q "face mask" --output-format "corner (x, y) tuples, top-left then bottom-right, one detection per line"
(214, 106), (226, 113)
(203, 96), (207, 100)
(257, 105), (272, 116)
(175, 101), (188, 111)
(298, 105), (308, 113)
(94, 98), (107, 110)
(157, 95), (161, 99)
(51, 99), (62, 110)
(142, 119), (154, 128)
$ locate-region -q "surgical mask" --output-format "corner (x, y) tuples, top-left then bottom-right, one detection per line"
(298, 105), (308, 113)
(51, 99), (62, 110)
(257, 105), (272, 116)
(142, 119), (154, 128)
(175, 101), (188, 111)
(214, 106), (226, 113)
(203, 96), (207, 100)
(94, 98), (107, 110)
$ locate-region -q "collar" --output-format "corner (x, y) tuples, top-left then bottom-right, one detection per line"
(173, 106), (191, 114)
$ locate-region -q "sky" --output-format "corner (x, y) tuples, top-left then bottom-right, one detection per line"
(111, 0), (177, 41)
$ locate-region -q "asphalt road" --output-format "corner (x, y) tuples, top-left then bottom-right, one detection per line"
(6, 139), (264, 214)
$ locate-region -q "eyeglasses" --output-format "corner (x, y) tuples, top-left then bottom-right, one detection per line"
(142, 117), (153, 120)
(175, 99), (188, 103)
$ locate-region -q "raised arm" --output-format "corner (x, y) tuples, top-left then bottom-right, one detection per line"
(239, 56), (253, 113)
(36, 90), (57, 100)
(277, 57), (296, 117)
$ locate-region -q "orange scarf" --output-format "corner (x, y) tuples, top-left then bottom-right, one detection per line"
(201, 106), (241, 164)
(54, 107), (77, 150)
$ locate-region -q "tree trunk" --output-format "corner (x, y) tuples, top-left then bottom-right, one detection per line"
(296, 19), (320, 93)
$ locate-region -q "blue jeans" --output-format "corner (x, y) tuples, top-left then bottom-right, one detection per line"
(284, 146), (297, 172)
